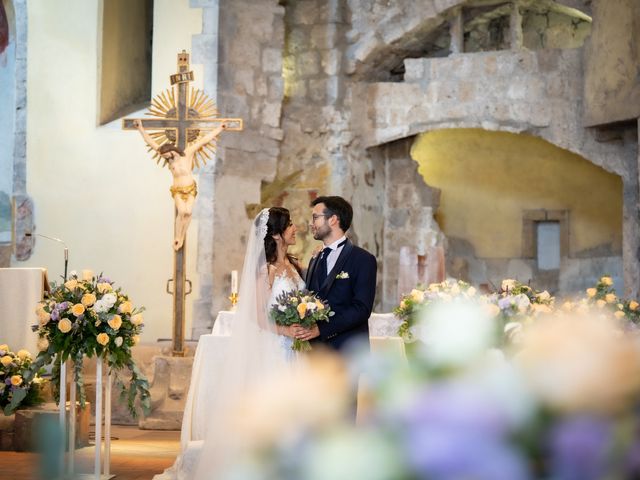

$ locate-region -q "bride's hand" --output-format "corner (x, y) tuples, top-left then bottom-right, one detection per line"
(277, 324), (296, 338)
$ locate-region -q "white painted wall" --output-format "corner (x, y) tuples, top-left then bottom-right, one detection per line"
(15, 0), (204, 342)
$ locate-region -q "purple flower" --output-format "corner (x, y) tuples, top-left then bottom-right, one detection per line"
(549, 416), (611, 480)
(4, 378), (11, 385)
(98, 276), (111, 284)
(401, 383), (529, 480)
(498, 297), (514, 310)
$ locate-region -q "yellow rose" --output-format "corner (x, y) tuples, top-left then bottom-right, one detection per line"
(118, 301), (133, 314)
(37, 308), (51, 325)
(561, 301), (573, 311)
(315, 300), (325, 310)
(586, 288), (597, 298)
(132, 335), (140, 345)
(71, 304), (85, 316)
(10, 375), (22, 386)
(410, 289), (425, 303)
(605, 293), (617, 303)
(297, 303), (307, 319)
(81, 293), (96, 307)
(536, 291), (551, 301)
(614, 310), (626, 319)
(108, 314), (123, 330)
(58, 318), (73, 333)
(596, 299), (607, 309)
(131, 314), (144, 326)
(600, 276), (613, 286)
(64, 279), (78, 290)
(96, 333), (110, 346)
(630, 301), (639, 311)
(16, 349), (31, 361)
(0, 344), (8, 352)
(97, 282), (113, 294)
(37, 337), (49, 352)
(1, 355), (13, 367)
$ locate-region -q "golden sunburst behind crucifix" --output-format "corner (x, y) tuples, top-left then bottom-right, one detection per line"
(146, 87), (220, 168)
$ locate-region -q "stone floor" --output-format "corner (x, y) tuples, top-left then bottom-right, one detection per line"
(0, 425), (180, 480)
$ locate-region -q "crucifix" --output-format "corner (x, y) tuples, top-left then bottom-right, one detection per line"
(123, 50), (243, 356)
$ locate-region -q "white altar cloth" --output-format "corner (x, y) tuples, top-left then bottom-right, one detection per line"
(0, 268), (48, 354)
(165, 311), (405, 479)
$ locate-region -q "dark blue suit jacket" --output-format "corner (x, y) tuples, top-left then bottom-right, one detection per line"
(306, 239), (377, 351)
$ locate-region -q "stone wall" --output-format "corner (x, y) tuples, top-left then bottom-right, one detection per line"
(198, 0), (286, 334)
(194, 0), (640, 321)
(583, 0), (640, 126)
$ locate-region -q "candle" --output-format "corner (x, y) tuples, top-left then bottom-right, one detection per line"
(231, 270), (238, 294)
(82, 269), (94, 281)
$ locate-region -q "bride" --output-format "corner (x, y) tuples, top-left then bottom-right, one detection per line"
(157, 207), (305, 480)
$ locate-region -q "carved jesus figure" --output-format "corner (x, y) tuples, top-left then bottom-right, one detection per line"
(134, 119), (226, 250)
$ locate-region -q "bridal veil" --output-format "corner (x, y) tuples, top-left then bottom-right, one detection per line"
(193, 208), (290, 479)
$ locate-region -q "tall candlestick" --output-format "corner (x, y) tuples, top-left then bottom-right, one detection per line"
(231, 270), (238, 294)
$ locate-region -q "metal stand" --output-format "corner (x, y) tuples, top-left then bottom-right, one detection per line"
(59, 358), (115, 479)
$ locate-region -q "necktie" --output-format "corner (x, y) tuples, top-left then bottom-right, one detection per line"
(317, 247), (332, 285)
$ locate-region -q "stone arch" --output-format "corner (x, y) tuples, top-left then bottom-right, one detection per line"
(0, 0), (30, 264)
(377, 124), (637, 308)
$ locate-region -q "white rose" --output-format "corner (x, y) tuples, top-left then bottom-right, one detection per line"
(114, 337), (123, 347)
(502, 279), (517, 291)
(102, 293), (117, 308)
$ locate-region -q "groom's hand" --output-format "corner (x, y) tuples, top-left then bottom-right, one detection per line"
(293, 324), (320, 341)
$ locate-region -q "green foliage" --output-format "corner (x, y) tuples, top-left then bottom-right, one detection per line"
(30, 273), (151, 417)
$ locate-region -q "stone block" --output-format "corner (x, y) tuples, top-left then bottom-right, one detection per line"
(13, 403), (89, 451)
(296, 50), (320, 77)
(138, 356), (194, 431)
(268, 75), (284, 102)
(292, 0), (328, 26)
(262, 48), (282, 73)
(404, 59), (425, 82)
(321, 49), (341, 76)
(233, 67), (255, 96)
(262, 102), (282, 128)
(308, 78), (327, 103)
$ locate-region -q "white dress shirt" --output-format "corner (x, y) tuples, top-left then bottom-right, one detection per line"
(324, 235), (347, 274)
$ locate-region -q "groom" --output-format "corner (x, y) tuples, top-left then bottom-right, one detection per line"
(294, 196), (377, 351)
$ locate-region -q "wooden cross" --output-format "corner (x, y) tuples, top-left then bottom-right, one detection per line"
(123, 50), (243, 356)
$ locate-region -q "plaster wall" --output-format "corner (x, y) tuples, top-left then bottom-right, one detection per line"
(15, 0), (203, 343)
(412, 129), (623, 258)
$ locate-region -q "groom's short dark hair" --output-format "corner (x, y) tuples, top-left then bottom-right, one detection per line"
(311, 196), (353, 232)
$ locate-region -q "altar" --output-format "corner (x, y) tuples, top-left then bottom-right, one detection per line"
(0, 268), (49, 354)
(167, 311), (405, 478)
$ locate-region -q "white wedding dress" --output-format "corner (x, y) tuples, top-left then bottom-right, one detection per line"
(270, 270), (306, 362)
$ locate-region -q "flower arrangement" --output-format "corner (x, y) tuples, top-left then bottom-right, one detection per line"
(0, 345), (44, 415)
(270, 290), (334, 351)
(31, 273), (150, 416)
(584, 275), (640, 324)
(220, 303), (640, 480)
(395, 279), (477, 342)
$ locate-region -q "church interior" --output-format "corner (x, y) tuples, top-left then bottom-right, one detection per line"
(1, 0), (640, 478)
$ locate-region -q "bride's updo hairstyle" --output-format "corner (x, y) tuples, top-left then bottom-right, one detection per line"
(265, 207), (301, 274)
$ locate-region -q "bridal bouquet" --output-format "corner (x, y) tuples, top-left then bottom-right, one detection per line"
(31, 273), (151, 417)
(270, 290), (334, 352)
(0, 345), (44, 415)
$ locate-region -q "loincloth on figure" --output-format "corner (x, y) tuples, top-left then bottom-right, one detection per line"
(170, 181), (198, 201)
